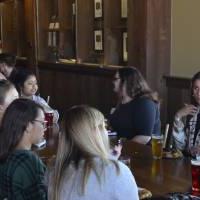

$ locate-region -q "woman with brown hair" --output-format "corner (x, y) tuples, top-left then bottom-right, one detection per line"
(108, 67), (161, 144)
(0, 99), (47, 199)
(173, 71), (200, 155)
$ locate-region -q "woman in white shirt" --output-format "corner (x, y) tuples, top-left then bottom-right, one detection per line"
(14, 68), (59, 123)
(48, 105), (139, 200)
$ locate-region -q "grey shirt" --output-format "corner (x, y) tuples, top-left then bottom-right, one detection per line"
(49, 158), (139, 200)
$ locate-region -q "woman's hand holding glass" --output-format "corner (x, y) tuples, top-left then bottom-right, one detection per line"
(176, 104), (198, 119)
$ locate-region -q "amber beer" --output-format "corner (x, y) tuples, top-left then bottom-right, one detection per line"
(151, 134), (163, 159)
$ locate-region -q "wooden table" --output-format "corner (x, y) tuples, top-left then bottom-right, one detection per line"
(34, 129), (192, 198)
(122, 141), (192, 197)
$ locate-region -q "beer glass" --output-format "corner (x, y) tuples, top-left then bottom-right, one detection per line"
(191, 159), (200, 195)
(45, 110), (54, 127)
(151, 134), (163, 159)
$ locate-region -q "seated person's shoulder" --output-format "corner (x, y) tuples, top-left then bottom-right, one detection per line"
(0, 72), (6, 80)
(11, 150), (45, 180)
(135, 97), (157, 109)
(12, 150), (44, 169)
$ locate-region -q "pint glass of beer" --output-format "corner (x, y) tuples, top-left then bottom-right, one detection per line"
(191, 159), (200, 195)
(45, 110), (54, 127)
(151, 134), (163, 159)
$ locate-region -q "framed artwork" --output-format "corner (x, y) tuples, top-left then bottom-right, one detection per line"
(94, 30), (103, 51)
(123, 32), (128, 61)
(121, 0), (128, 18)
(94, 0), (103, 18)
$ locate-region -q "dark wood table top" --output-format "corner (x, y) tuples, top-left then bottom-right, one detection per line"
(34, 129), (192, 198)
(122, 141), (192, 197)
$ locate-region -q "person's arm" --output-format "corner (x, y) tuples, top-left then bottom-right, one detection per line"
(172, 104), (197, 150)
(172, 113), (186, 150)
(0, 72), (6, 80)
(131, 135), (151, 145)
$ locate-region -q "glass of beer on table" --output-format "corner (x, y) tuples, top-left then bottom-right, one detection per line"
(191, 159), (200, 196)
(151, 134), (163, 159)
(45, 110), (54, 127)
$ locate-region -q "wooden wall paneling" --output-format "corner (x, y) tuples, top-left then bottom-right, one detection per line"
(58, 0), (75, 58)
(39, 69), (55, 102)
(146, 0), (171, 89)
(164, 76), (190, 147)
(76, 0), (94, 62)
(128, 0), (147, 75)
(145, 0), (171, 123)
(128, 0), (171, 124)
(24, 0), (37, 67)
(165, 76), (191, 124)
(2, 0), (16, 53)
(38, 62), (117, 118)
(15, 0), (26, 57)
(53, 71), (81, 111)
(104, 0), (121, 65)
(37, 0), (53, 60)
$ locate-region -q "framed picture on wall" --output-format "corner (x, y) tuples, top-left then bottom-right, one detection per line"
(94, 30), (103, 51)
(123, 32), (128, 61)
(121, 0), (128, 18)
(94, 0), (103, 18)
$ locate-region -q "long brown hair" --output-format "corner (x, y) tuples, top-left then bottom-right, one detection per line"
(0, 99), (43, 161)
(117, 67), (159, 102)
(50, 105), (119, 200)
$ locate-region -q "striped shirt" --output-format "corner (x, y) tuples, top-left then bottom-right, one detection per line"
(0, 150), (47, 200)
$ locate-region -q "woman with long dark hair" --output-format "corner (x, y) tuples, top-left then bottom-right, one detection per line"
(109, 67), (161, 144)
(173, 71), (200, 155)
(0, 99), (47, 199)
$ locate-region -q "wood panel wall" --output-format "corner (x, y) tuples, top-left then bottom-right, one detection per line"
(37, 61), (117, 119)
(164, 76), (191, 124)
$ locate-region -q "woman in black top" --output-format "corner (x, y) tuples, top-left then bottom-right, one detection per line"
(109, 67), (161, 144)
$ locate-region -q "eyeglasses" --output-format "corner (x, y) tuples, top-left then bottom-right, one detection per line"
(113, 77), (120, 81)
(33, 120), (47, 129)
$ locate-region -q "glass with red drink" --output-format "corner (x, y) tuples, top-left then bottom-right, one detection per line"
(191, 159), (200, 195)
(45, 110), (54, 127)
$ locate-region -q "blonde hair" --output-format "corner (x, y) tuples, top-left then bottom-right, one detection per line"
(50, 105), (118, 200)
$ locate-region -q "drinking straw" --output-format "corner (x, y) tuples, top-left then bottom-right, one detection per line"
(163, 124), (169, 148)
(47, 96), (50, 105)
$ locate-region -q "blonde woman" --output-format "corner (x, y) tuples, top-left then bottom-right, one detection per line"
(48, 105), (139, 200)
